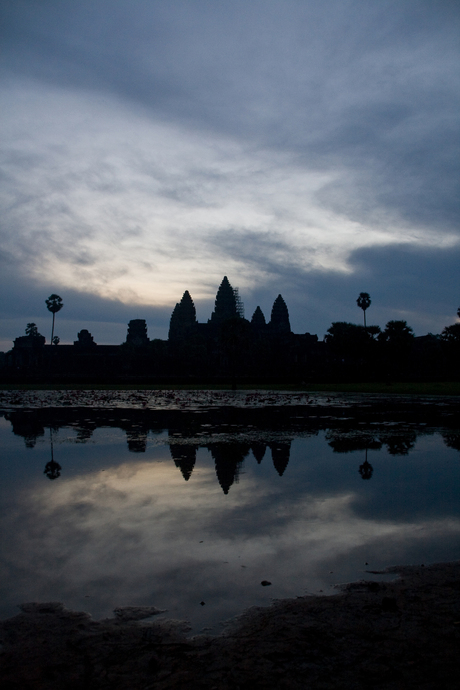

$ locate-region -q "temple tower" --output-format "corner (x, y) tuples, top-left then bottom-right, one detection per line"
(169, 290), (198, 341)
(269, 295), (291, 334)
(126, 319), (149, 346)
(209, 276), (239, 324)
(74, 329), (96, 347)
(251, 306), (266, 330)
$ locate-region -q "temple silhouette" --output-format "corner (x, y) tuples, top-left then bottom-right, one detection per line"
(2, 276), (459, 383)
(3, 276), (321, 383)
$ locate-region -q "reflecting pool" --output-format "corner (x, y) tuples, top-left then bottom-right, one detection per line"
(1, 391), (459, 633)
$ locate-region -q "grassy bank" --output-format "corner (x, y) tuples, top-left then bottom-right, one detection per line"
(0, 381), (459, 395)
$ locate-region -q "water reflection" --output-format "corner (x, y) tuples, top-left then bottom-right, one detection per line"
(4, 408), (460, 496)
(126, 425), (148, 453)
(170, 444), (197, 481)
(325, 428), (419, 456)
(172, 440), (294, 490)
(444, 433), (460, 452)
(1, 404), (459, 633)
(207, 442), (250, 494)
(386, 433), (416, 456)
(269, 441), (291, 477)
(326, 432), (382, 454)
(358, 450), (373, 480)
(43, 427), (62, 480)
(251, 442), (267, 464)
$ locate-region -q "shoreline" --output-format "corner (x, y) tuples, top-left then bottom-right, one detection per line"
(1, 560), (459, 688)
(1, 382), (460, 396)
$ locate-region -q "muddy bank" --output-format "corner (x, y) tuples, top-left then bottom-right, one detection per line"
(1, 561), (459, 689)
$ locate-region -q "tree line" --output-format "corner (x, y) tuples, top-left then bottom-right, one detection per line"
(323, 293), (460, 382)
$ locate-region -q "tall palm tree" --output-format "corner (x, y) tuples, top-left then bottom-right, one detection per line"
(356, 292), (371, 328)
(45, 294), (63, 343)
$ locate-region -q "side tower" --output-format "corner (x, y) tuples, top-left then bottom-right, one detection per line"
(126, 319), (150, 346)
(169, 290), (198, 342)
(269, 295), (291, 334)
(251, 306), (267, 331)
(74, 329), (96, 347)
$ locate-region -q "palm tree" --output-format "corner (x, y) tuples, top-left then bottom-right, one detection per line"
(356, 292), (371, 328)
(45, 294), (63, 343)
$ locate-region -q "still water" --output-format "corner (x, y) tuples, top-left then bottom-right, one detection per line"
(1, 391), (459, 633)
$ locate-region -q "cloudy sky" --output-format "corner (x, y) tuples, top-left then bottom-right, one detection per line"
(1, 0), (459, 349)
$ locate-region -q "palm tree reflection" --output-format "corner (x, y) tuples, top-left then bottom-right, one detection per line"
(359, 449), (373, 480)
(44, 427), (61, 480)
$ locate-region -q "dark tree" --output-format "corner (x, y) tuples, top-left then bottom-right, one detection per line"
(378, 320), (415, 377)
(440, 323), (460, 379)
(356, 292), (371, 328)
(325, 322), (372, 355)
(457, 306), (460, 319)
(379, 320), (414, 344)
(25, 323), (39, 337)
(441, 323), (460, 343)
(45, 294), (63, 343)
(52, 336), (60, 345)
(367, 324), (381, 339)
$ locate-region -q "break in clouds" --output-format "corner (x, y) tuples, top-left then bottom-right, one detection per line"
(1, 0), (459, 348)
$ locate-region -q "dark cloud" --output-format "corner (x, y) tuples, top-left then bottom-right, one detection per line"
(234, 243), (460, 337)
(1, 0), (459, 345)
(349, 243), (460, 309)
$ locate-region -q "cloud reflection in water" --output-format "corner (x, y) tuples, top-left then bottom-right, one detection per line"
(0, 419), (459, 633)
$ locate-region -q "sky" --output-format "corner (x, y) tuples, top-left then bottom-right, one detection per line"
(1, 0), (459, 350)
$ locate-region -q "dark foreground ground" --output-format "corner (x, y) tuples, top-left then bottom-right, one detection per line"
(1, 562), (459, 690)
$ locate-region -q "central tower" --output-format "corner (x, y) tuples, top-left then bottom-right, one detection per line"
(209, 276), (239, 323)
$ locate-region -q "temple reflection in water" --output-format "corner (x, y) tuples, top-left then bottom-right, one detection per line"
(1, 396), (460, 632)
(4, 403), (460, 493)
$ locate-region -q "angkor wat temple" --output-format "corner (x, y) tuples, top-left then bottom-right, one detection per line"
(4, 275), (457, 383)
(3, 277), (321, 383)
(166, 276), (320, 382)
